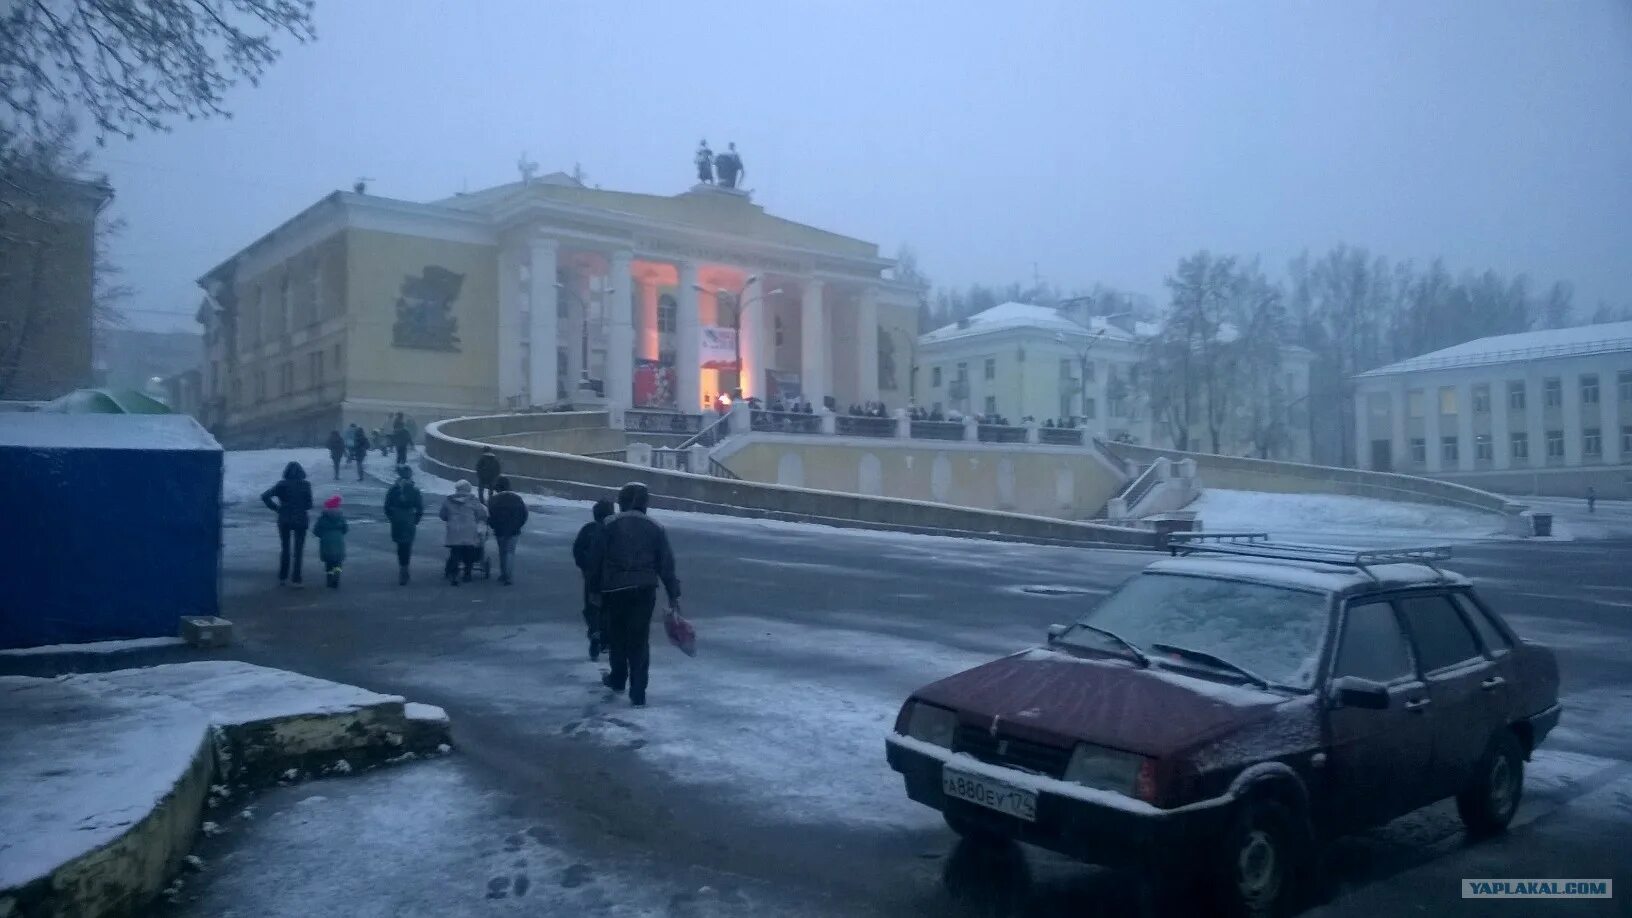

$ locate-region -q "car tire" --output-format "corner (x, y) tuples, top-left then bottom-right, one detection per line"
(1457, 730), (1524, 837)
(1214, 798), (1298, 918)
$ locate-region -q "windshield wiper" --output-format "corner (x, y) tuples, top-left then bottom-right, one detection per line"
(1149, 643), (1272, 689)
(1070, 624), (1150, 668)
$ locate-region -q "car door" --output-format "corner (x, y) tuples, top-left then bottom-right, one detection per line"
(1323, 598), (1435, 832)
(1451, 590), (1519, 714)
(1393, 592), (1504, 801)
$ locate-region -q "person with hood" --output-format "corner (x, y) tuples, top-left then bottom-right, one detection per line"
(587, 482), (681, 706)
(475, 446), (502, 503)
(325, 430), (346, 480)
(261, 461), (314, 587)
(384, 465), (425, 584)
(572, 499), (615, 660)
(311, 495), (349, 588)
(351, 427), (371, 481)
(391, 416), (412, 466)
(438, 480), (489, 585)
(486, 476), (528, 586)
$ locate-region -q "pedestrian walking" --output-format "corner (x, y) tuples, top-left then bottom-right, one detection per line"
(325, 430), (346, 480)
(392, 417), (412, 466)
(588, 482), (681, 707)
(476, 446), (501, 503)
(384, 465), (424, 585)
(352, 428), (370, 481)
(438, 480), (488, 585)
(312, 495), (349, 588)
(486, 476), (528, 585)
(344, 423), (362, 466)
(260, 461), (313, 587)
(572, 499), (615, 660)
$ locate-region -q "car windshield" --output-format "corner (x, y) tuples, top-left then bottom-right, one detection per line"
(1062, 573), (1330, 690)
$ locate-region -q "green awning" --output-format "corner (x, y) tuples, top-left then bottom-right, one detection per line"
(41, 388), (173, 414)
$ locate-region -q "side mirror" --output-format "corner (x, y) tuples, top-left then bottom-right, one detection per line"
(1328, 676), (1390, 711)
(1046, 623), (1069, 643)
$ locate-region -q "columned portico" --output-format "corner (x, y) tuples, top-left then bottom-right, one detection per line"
(527, 237), (558, 406)
(857, 287), (879, 404)
(801, 280), (827, 407)
(605, 250), (634, 415)
(676, 261), (702, 412)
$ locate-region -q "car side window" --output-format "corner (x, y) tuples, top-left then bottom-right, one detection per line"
(1395, 594), (1482, 672)
(1451, 593), (1512, 656)
(1333, 600), (1415, 683)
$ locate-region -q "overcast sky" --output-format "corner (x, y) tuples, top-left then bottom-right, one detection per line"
(99, 0), (1632, 333)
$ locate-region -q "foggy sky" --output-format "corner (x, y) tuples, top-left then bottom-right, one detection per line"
(99, 0), (1632, 334)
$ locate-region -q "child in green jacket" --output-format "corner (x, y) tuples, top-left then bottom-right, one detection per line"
(312, 495), (349, 588)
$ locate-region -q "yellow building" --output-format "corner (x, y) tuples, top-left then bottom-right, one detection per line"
(196, 170), (919, 446)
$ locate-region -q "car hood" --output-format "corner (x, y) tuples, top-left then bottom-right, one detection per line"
(913, 646), (1290, 758)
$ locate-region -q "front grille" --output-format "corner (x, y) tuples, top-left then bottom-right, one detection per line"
(953, 724), (1071, 778)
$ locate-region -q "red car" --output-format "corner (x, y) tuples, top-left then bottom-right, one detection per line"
(886, 536), (1561, 916)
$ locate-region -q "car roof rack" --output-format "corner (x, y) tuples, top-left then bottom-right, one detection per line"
(1166, 532), (1453, 581)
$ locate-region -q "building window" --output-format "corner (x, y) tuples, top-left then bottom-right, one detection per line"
(1507, 381), (1525, 411)
(1059, 358), (1073, 380)
(333, 343), (344, 375)
(1621, 371), (1632, 403)
(1439, 387), (1457, 415)
(1473, 384), (1490, 413)
(1475, 435), (1492, 462)
(1441, 436), (1459, 464)
(309, 351), (324, 388)
(1083, 360), (1095, 381)
(1623, 426), (1632, 455)
(1082, 397), (1096, 420)
(1581, 374), (1600, 405)
(1546, 429), (1564, 459)
(984, 395), (998, 416)
(984, 357), (996, 381)
(931, 366), (942, 388)
(1110, 397), (1128, 418)
(1410, 438), (1427, 464)
(1407, 391), (1424, 418)
(1510, 432), (1528, 461)
(254, 371), (266, 403)
(658, 295), (677, 334)
(1584, 428), (1602, 458)
(956, 362), (968, 382)
(1544, 378), (1562, 409)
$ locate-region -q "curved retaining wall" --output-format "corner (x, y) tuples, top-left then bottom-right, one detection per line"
(1101, 441), (1528, 517)
(425, 414), (1158, 549)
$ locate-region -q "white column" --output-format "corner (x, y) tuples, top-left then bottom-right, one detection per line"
(1492, 377), (1512, 470)
(858, 287), (880, 404)
(496, 240), (525, 406)
(1563, 369), (1583, 465)
(562, 266), (584, 391)
(800, 280), (826, 406)
(1457, 381), (1475, 471)
(606, 250), (634, 415)
(676, 261), (702, 414)
(638, 276), (661, 362)
(527, 238), (559, 407)
(1424, 385), (1443, 472)
(1526, 372), (1545, 468)
(1603, 362), (1623, 465)
(1390, 384), (1407, 472)
(1354, 388), (1371, 469)
(738, 277), (766, 399)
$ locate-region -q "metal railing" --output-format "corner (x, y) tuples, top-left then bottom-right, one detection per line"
(836, 415), (896, 438)
(708, 458), (742, 480)
(1039, 427), (1085, 446)
(678, 412), (732, 450)
(625, 409), (703, 435)
(911, 420), (966, 441)
(582, 449), (628, 462)
(651, 447), (689, 471)
(752, 410), (823, 434)
(1114, 460), (1164, 513)
(977, 424), (1026, 443)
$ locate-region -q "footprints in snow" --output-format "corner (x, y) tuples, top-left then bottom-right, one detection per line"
(561, 711), (647, 751)
(481, 825), (594, 901)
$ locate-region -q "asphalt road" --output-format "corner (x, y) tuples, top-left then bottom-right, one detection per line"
(155, 468), (1631, 916)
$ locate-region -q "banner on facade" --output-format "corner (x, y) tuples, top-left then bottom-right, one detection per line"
(765, 370), (802, 401)
(700, 326), (738, 370)
(633, 359), (676, 409)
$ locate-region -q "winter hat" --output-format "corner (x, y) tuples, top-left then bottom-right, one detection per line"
(396, 464), (413, 479)
(324, 495), (342, 510)
(454, 479), (472, 493)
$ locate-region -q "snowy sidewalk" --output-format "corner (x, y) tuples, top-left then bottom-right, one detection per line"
(0, 662), (451, 918)
(1185, 488), (1512, 546)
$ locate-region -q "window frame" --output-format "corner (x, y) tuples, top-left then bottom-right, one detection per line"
(984, 357), (996, 381)
(1472, 384), (1490, 414)
(1391, 591), (1485, 675)
(1440, 435), (1459, 464)
(1450, 591), (1513, 659)
(1510, 431), (1529, 460)
(1507, 381), (1526, 412)
(1584, 428), (1602, 458)
(931, 366), (942, 388)
(1546, 429), (1565, 459)
(1409, 437), (1427, 464)
(1330, 597), (1418, 687)
(1581, 373), (1600, 405)
(1544, 377), (1562, 409)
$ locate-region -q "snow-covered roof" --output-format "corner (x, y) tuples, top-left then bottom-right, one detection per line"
(1359, 321), (1632, 378)
(0, 414), (220, 451)
(1144, 556), (1468, 595)
(921, 302), (1122, 345)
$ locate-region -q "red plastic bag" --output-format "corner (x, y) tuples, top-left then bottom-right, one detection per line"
(664, 605), (697, 657)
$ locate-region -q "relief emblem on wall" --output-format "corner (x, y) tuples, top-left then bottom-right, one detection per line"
(392, 265), (464, 351)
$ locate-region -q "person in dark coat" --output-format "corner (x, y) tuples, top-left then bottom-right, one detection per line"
(572, 499), (615, 660)
(383, 465), (425, 585)
(391, 419), (412, 466)
(439, 480), (488, 584)
(486, 476), (528, 586)
(1587, 485), (1598, 514)
(261, 461), (313, 587)
(475, 447), (502, 503)
(587, 482), (681, 707)
(325, 430), (346, 480)
(311, 494), (349, 588)
(351, 428), (370, 481)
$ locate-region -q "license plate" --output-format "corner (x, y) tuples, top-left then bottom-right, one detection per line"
(942, 767), (1037, 822)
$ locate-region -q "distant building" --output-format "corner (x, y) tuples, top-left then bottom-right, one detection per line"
(1353, 322), (1632, 496)
(94, 328), (202, 392)
(0, 173), (114, 400)
(917, 302), (1315, 460)
(196, 170), (919, 447)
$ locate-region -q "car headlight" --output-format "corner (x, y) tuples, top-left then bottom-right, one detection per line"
(903, 701), (958, 749)
(1064, 743), (1156, 802)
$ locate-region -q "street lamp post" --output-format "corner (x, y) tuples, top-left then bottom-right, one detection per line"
(694, 276), (784, 401)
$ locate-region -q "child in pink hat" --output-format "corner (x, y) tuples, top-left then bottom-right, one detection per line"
(312, 495), (349, 588)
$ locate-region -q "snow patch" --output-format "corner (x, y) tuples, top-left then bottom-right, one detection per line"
(1186, 488), (1504, 545)
(0, 636), (186, 657)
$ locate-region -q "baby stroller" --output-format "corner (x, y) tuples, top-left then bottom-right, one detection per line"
(473, 522), (493, 580)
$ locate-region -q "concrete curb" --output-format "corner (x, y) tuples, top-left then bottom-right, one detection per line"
(0, 673), (451, 918)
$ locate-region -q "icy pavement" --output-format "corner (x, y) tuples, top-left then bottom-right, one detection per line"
(1185, 488), (1509, 545)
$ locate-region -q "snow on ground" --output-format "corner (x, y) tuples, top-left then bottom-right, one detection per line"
(0, 636), (185, 657)
(1519, 496), (1632, 541)
(222, 448), (336, 504)
(1186, 489), (1507, 546)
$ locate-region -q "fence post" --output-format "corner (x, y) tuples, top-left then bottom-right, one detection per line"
(1025, 420), (1040, 444)
(625, 442), (653, 466)
(820, 409), (837, 435)
(895, 409), (910, 439)
(728, 401), (752, 435)
(1107, 496), (1129, 519)
(687, 444), (711, 473)
(963, 417), (979, 442)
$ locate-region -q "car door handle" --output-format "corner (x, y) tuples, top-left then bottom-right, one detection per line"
(1481, 676), (1506, 691)
(1404, 698), (1432, 712)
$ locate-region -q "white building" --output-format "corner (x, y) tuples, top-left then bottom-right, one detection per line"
(916, 302), (1314, 459)
(1352, 322), (1632, 497)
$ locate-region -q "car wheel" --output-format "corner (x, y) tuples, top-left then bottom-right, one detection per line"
(1457, 731), (1524, 837)
(1216, 799), (1297, 918)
